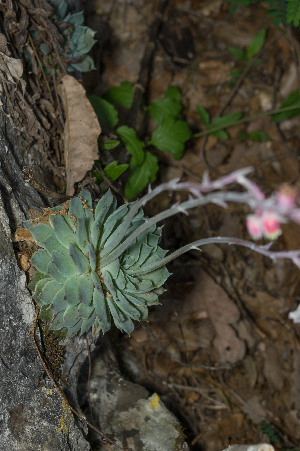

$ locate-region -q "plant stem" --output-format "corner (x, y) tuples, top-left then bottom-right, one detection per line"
(129, 236), (300, 275)
(193, 103), (300, 138)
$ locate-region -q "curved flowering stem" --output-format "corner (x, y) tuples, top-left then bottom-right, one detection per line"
(99, 167), (254, 260)
(100, 167), (300, 269)
(129, 237), (300, 275)
(99, 191), (251, 268)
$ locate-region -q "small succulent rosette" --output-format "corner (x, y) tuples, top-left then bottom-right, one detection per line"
(24, 190), (170, 340)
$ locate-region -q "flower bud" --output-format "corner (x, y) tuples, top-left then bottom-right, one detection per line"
(261, 211), (282, 240)
(246, 214), (263, 240)
(276, 184), (297, 211)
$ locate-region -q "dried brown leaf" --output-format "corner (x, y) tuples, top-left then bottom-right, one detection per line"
(58, 75), (101, 196)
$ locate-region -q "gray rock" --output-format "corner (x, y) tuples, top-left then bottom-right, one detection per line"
(78, 340), (189, 450)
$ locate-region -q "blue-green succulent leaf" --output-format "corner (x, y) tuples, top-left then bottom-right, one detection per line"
(52, 250), (80, 277)
(50, 214), (77, 248)
(116, 291), (145, 320)
(69, 196), (85, 219)
(30, 250), (52, 275)
(78, 303), (94, 319)
(63, 305), (80, 327)
(63, 276), (79, 305)
(38, 280), (63, 306)
(93, 289), (111, 331)
(48, 311), (65, 330)
(106, 297), (124, 323)
(80, 189), (93, 209)
(64, 320), (83, 339)
(76, 217), (89, 253)
(31, 277), (51, 303)
(47, 261), (67, 284)
(51, 289), (69, 313)
(91, 270), (103, 293)
(28, 271), (49, 291)
(69, 242), (89, 274)
(80, 312), (97, 335)
(102, 270), (117, 300)
(38, 305), (54, 322)
(77, 274), (94, 305)
(43, 235), (66, 254)
(30, 223), (54, 245)
(113, 312), (135, 335)
(88, 243), (97, 270)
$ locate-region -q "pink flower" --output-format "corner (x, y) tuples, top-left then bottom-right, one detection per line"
(276, 184), (297, 211)
(246, 214), (263, 240)
(261, 211), (282, 240)
(247, 211), (282, 240)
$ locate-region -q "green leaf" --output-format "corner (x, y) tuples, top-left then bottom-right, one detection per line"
(148, 98), (182, 125)
(63, 277), (79, 305)
(50, 214), (77, 248)
(117, 125), (145, 166)
(69, 242), (90, 274)
(104, 161), (129, 181)
(227, 46), (246, 60)
(53, 0), (67, 20)
(71, 55), (96, 72)
(150, 118), (191, 159)
(196, 105), (210, 125)
(272, 89), (300, 122)
(88, 95), (119, 129)
(66, 11), (84, 25)
(211, 111), (243, 128)
(77, 273), (94, 305)
(211, 130), (229, 140)
(30, 249), (52, 274)
(38, 305), (53, 322)
(102, 140), (120, 150)
(38, 280), (63, 306)
(103, 81), (134, 108)
(230, 68), (243, 78)
(125, 152), (158, 200)
(287, 0), (300, 27)
(164, 86), (182, 103)
(248, 130), (270, 142)
(52, 251), (80, 278)
(246, 28), (266, 59)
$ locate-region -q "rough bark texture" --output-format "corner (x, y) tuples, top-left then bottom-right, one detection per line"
(0, 109), (91, 450)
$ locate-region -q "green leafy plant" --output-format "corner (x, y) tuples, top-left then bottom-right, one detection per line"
(89, 84), (191, 200)
(25, 189), (169, 339)
(92, 139), (129, 185)
(37, 0), (96, 73)
(224, 0), (299, 26)
(196, 106), (243, 140)
(25, 168), (300, 341)
(194, 96), (300, 140)
(260, 421), (281, 445)
(227, 28), (267, 80)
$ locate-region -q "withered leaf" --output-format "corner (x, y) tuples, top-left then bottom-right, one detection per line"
(58, 75), (101, 196)
(0, 52), (23, 81)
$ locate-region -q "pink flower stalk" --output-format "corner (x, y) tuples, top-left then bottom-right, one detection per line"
(276, 184), (297, 211)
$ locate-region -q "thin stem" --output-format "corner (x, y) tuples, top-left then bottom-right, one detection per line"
(129, 236), (300, 275)
(100, 167), (253, 262)
(193, 103), (300, 138)
(100, 191), (251, 268)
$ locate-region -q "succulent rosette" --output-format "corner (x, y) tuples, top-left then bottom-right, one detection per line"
(25, 190), (169, 339)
